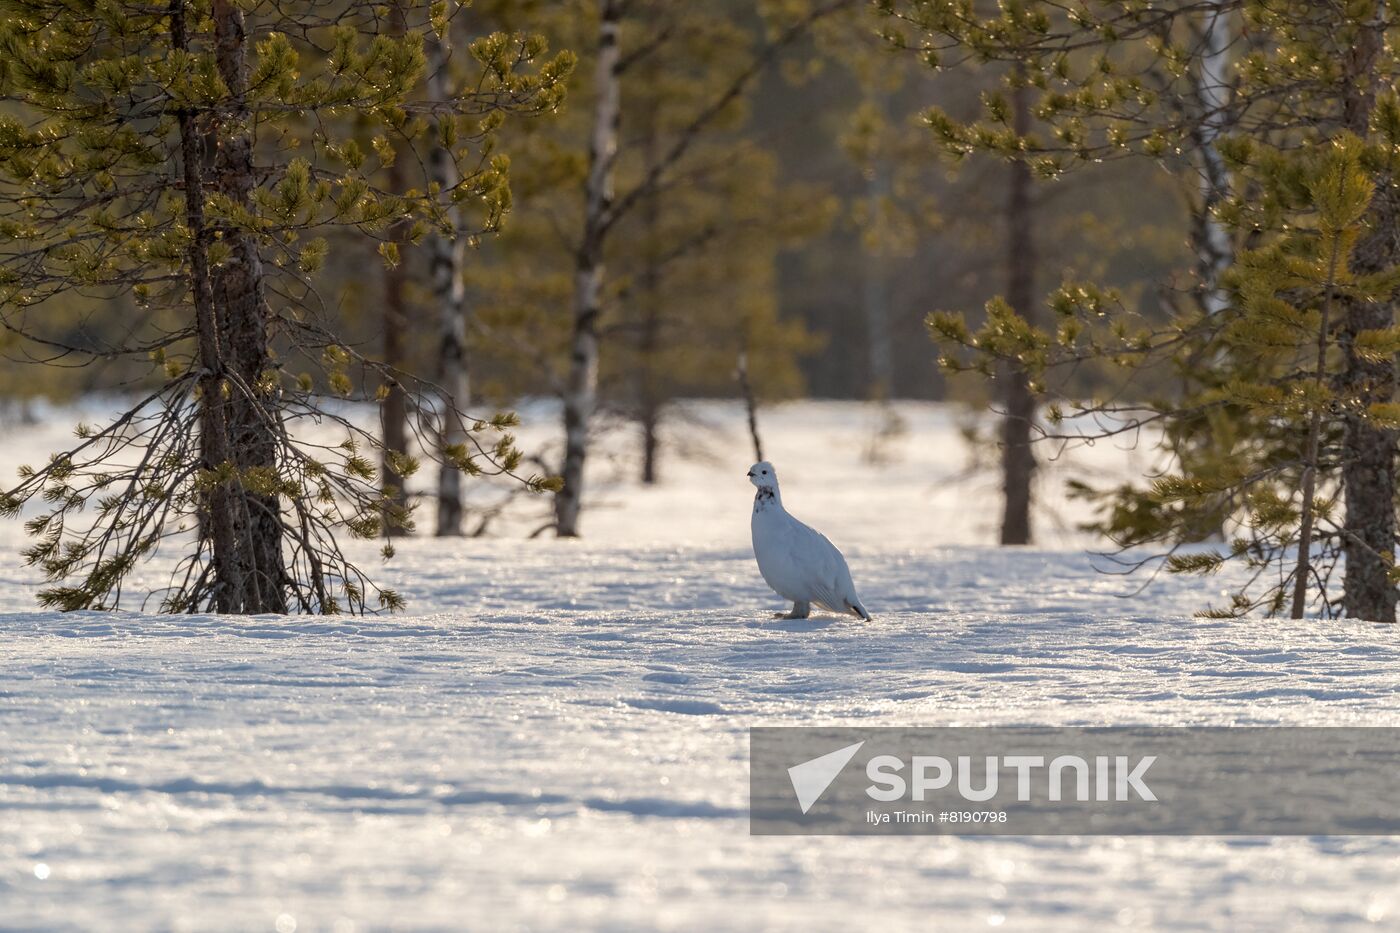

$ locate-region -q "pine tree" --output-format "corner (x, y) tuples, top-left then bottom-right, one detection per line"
(837, 6), (1051, 538)
(896, 0), (1400, 619)
(0, 0), (570, 612)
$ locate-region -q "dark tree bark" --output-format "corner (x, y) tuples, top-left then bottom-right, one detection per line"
(637, 106), (663, 486)
(1291, 237), (1342, 619)
(1000, 79), (1037, 546)
(380, 194), (410, 539)
(209, 0), (288, 611)
(377, 0), (411, 540)
(737, 350), (764, 463)
(172, 0), (245, 613)
(863, 161), (893, 401)
(639, 406), (660, 484)
(1337, 4), (1399, 623)
(637, 279), (662, 485)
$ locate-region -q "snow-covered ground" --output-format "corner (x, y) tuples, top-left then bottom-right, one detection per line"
(1, 400), (1398, 931)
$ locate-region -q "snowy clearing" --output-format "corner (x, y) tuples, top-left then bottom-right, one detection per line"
(2, 401), (1398, 931)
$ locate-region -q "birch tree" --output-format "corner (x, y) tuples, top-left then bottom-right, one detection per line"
(555, 0), (622, 537)
(425, 25), (472, 536)
(1190, 2), (1235, 316)
(547, 0), (851, 536)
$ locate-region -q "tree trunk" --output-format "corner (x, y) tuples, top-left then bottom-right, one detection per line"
(863, 161), (893, 400)
(1340, 199), (1399, 621)
(1000, 79), (1037, 547)
(426, 33), (470, 536)
(209, 0), (287, 611)
(381, 195), (410, 538)
(1192, 3), (1233, 315)
(737, 350), (764, 464)
(1291, 237), (1341, 619)
(1338, 3), (1398, 623)
(377, 1), (411, 539)
(637, 106), (663, 486)
(637, 273), (661, 484)
(171, 0), (245, 613)
(556, 0), (622, 537)
(640, 403), (660, 484)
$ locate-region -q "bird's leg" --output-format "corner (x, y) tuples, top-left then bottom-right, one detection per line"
(781, 601), (810, 620)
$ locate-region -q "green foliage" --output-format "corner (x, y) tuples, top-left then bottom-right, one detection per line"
(894, 0), (1400, 618)
(959, 133), (1392, 617)
(0, 0), (572, 613)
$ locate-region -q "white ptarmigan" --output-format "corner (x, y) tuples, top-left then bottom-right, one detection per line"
(748, 461), (871, 620)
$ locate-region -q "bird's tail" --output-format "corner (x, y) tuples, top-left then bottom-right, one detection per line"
(847, 599), (871, 622)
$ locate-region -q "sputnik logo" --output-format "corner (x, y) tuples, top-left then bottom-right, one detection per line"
(787, 741), (865, 814)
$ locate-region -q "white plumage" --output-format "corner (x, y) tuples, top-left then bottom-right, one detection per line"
(748, 461), (871, 621)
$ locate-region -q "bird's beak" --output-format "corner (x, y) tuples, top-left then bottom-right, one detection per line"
(745, 471), (754, 477)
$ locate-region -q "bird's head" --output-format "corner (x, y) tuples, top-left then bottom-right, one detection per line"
(746, 461), (778, 491)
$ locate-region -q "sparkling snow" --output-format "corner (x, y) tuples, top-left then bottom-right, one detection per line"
(1, 401), (1397, 931)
